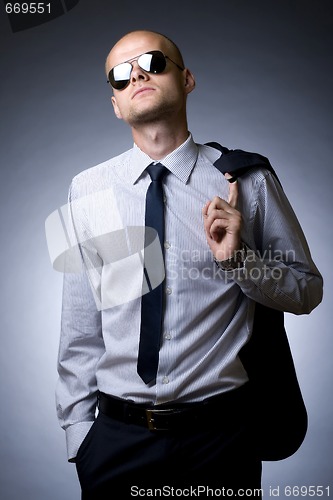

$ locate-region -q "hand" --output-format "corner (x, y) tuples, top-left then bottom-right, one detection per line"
(202, 174), (242, 261)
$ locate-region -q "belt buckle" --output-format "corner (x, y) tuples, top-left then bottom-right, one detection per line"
(145, 408), (170, 431)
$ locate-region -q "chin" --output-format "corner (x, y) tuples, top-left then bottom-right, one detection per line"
(128, 103), (177, 126)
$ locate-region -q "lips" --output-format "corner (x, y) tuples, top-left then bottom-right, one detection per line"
(132, 87), (155, 99)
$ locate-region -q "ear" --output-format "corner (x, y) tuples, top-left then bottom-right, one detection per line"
(184, 69), (195, 95)
(111, 95), (123, 120)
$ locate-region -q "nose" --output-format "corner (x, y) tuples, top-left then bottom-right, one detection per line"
(130, 61), (149, 84)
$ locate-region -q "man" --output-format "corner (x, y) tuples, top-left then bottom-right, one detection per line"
(56, 30), (323, 498)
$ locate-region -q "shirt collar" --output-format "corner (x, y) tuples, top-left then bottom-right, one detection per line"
(128, 133), (199, 185)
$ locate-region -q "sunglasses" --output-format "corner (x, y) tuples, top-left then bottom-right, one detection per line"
(107, 50), (184, 91)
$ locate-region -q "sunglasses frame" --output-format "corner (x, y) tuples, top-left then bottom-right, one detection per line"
(107, 50), (185, 91)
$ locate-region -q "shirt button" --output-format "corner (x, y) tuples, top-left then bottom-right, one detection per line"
(166, 287), (172, 295)
(162, 376), (169, 384)
(164, 332), (172, 340)
(164, 241), (171, 250)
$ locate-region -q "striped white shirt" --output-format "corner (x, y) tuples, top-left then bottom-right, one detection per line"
(56, 134), (323, 461)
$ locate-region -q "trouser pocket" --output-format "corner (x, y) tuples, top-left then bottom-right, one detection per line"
(75, 417), (101, 490)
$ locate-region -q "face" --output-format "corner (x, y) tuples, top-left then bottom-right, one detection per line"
(105, 32), (195, 127)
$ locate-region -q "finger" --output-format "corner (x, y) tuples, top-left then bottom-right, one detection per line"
(202, 200), (211, 217)
(205, 211), (232, 240)
(203, 210), (215, 241)
(206, 196), (229, 214)
(209, 219), (227, 241)
(225, 173), (238, 209)
(206, 197), (236, 216)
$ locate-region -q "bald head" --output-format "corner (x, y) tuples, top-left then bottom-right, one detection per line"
(105, 30), (185, 76)
(103, 28), (195, 142)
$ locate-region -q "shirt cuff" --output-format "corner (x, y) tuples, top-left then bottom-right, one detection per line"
(65, 421), (94, 463)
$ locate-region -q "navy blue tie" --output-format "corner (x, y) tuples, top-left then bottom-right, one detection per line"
(138, 163), (169, 384)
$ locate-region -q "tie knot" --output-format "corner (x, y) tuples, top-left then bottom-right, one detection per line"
(146, 163), (168, 183)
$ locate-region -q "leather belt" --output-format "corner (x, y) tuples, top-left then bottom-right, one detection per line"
(98, 383), (250, 432)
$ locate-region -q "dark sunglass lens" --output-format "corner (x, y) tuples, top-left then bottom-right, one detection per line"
(109, 62), (132, 90)
(138, 51), (166, 74)
(111, 78), (129, 90)
(108, 52), (167, 90)
(149, 51), (167, 73)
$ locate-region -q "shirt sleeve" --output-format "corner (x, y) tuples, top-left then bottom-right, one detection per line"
(55, 179), (105, 462)
(228, 170), (323, 314)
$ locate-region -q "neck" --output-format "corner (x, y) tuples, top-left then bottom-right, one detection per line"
(131, 121), (189, 160)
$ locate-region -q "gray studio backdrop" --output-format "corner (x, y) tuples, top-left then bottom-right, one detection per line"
(0, 1), (332, 499)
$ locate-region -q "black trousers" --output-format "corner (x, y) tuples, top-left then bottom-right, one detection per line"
(75, 396), (262, 499)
